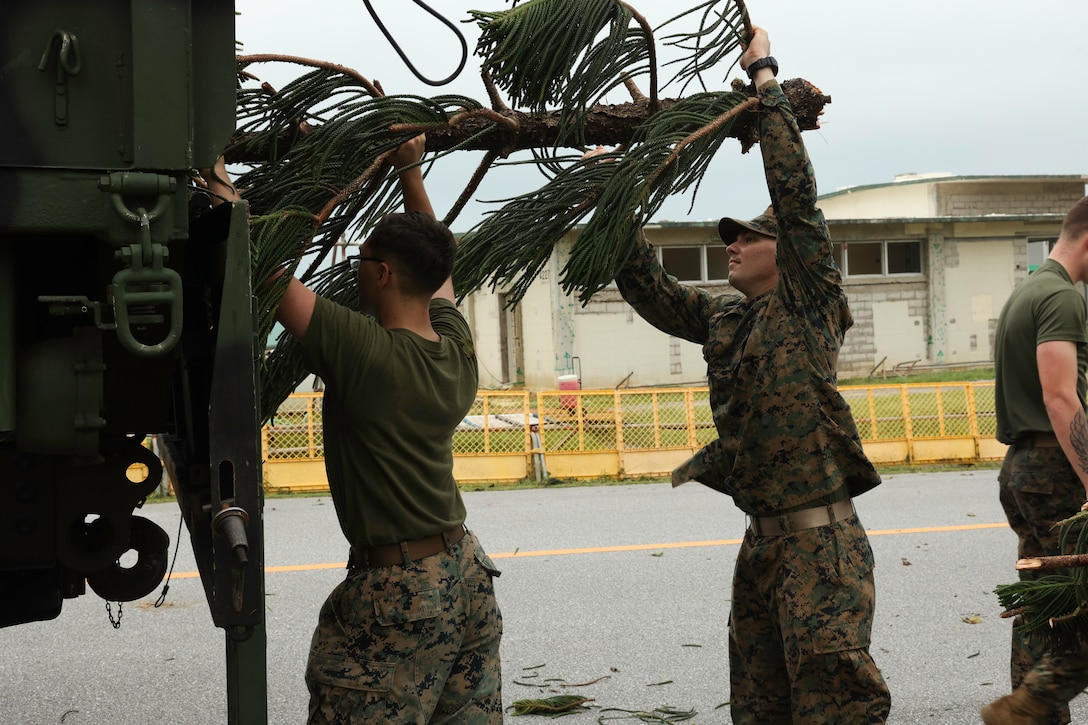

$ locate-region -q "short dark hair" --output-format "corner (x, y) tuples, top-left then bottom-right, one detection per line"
(1062, 196), (1088, 242)
(367, 211), (456, 296)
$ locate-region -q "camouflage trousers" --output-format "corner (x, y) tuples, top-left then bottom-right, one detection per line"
(728, 516), (890, 724)
(305, 530), (503, 724)
(998, 444), (1088, 723)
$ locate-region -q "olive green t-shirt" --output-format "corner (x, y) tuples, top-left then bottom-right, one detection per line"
(301, 295), (477, 548)
(994, 258), (1088, 445)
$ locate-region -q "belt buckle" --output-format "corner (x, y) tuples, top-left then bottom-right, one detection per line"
(779, 513), (792, 536)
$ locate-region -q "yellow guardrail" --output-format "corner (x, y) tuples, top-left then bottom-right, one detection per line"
(260, 381), (1005, 493)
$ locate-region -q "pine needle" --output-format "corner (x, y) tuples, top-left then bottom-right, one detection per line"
(597, 706), (697, 723)
(510, 694), (595, 716)
(656, 1), (749, 94)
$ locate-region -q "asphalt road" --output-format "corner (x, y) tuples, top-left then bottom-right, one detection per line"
(3, 469), (1085, 724)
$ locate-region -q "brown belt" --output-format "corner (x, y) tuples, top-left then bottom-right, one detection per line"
(748, 499), (856, 537)
(1017, 432), (1060, 448)
(348, 525), (467, 569)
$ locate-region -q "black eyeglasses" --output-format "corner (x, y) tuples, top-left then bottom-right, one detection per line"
(348, 255), (383, 271)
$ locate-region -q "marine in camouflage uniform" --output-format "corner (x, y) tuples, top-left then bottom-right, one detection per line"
(613, 33), (890, 724)
(985, 197), (1088, 724)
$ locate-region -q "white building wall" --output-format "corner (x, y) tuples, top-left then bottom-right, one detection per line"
(573, 301), (707, 389)
(872, 300), (927, 368)
(465, 294), (510, 390)
(821, 181), (938, 219)
(515, 268), (559, 390)
(940, 239), (1015, 364)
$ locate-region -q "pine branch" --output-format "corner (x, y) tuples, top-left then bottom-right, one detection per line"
(226, 79), (829, 165)
(993, 511), (1088, 652)
(229, 0), (827, 419)
(455, 88), (760, 306)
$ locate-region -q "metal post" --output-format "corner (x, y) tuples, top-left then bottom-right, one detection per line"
(226, 621), (268, 724)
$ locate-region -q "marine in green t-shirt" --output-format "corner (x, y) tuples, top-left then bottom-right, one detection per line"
(302, 294), (475, 547)
(984, 196), (1088, 723)
(270, 134), (504, 724)
(994, 257), (1088, 445)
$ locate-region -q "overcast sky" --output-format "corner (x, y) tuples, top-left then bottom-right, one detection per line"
(233, 0), (1088, 232)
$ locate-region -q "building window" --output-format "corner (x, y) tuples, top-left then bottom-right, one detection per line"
(886, 241), (922, 274)
(1027, 237), (1057, 273)
(657, 239), (923, 281)
(834, 240), (923, 277)
(661, 246), (701, 281)
(660, 244), (728, 282)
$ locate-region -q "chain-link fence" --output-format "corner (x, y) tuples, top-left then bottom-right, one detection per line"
(262, 381), (1003, 487)
(530, 388), (716, 453)
(262, 392), (323, 461)
(455, 392), (533, 455)
(842, 381), (996, 441)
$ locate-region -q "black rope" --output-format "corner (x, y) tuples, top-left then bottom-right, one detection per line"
(154, 512), (185, 608)
(361, 0), (468, 87)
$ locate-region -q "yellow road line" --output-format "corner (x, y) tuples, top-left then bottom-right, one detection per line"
(165, 521), (1010, 579)
(868, 522), (1008, 536)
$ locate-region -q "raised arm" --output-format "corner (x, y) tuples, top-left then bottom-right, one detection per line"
(389, 134), (435, 219)
(275, 135), (444, 337)
(740, 26), (817, 221)
(389, 134), (452, 302)
(742, 26), (841, 321)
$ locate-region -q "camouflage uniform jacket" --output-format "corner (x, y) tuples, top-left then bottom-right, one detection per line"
(615, 80), (880, 515)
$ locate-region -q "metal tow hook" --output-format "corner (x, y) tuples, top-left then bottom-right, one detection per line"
(211, 503), (250, 613)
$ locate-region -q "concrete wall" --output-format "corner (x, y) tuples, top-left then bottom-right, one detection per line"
(938, 181), (1084, 217)
(574, 289), (709, 389)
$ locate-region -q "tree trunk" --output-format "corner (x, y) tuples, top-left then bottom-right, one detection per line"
(227, 78), (829, 164)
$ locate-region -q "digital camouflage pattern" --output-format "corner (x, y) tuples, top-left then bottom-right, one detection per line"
(615, 79), (890, 721)
(305, 531), (502, 724)
(999, 444), (1088, 724)
(729, 521), (888, 723)
(615, 82), (879, 516)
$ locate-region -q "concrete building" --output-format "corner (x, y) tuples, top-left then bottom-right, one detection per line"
(462, 173), (1088, 390)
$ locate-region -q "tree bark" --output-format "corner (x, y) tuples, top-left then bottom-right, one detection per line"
(1016, 553), (1088, 571)
(226, 78), (829, 164)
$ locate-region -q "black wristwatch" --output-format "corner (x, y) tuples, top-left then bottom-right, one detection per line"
(745, 56), (778, 80)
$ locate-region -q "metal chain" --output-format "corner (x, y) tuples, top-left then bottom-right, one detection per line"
(105, 600), (123, 629)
